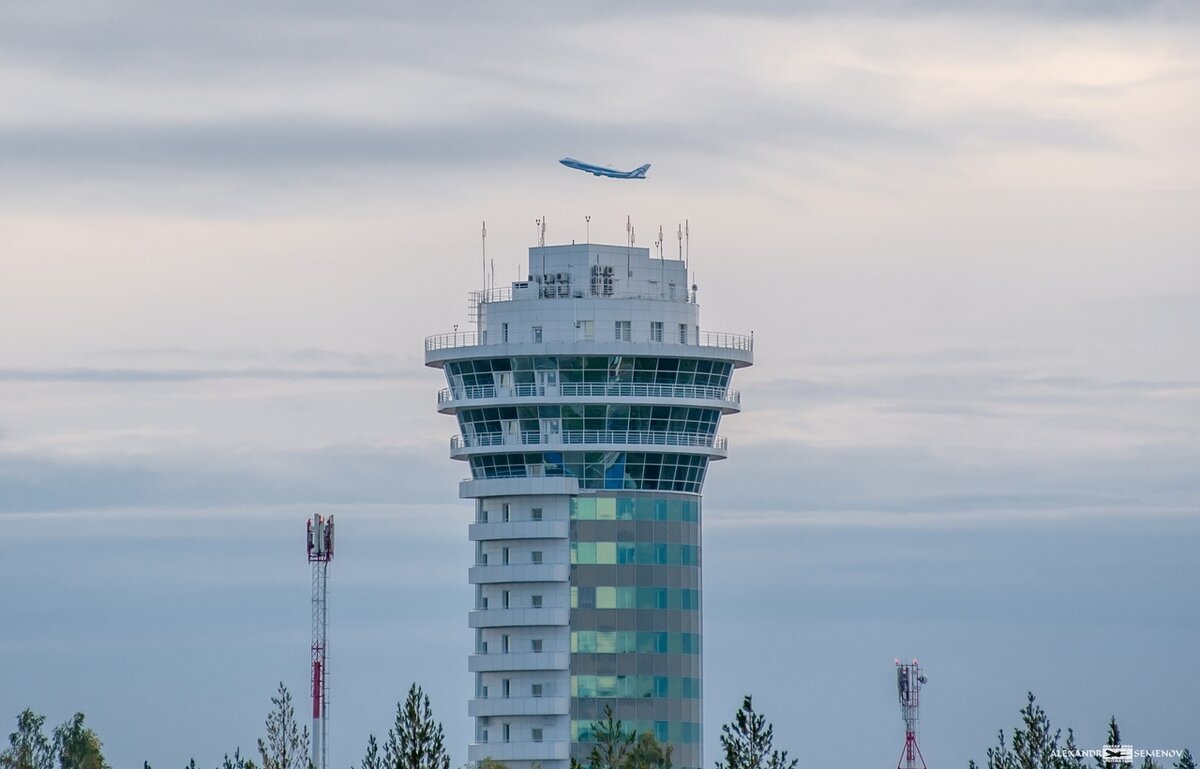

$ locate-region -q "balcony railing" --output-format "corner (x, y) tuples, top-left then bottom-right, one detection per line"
(425, 329), (753, 353)
(438, 382), (740, 406)
(451, 430), (727, 452)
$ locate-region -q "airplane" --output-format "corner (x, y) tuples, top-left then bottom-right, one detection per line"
(559, 157), (651, 179)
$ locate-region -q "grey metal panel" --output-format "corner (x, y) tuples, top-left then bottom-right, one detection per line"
(571, 520), (700, 545)
(569, 608), (703, 632)
(570, 653), (692, 677)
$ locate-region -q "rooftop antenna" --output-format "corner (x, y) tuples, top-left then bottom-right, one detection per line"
(677, 223), (683, 261)
(537, 217), (547, 287)
(481, 221), (487, 292)
(685, 219), (690, 272)
(626, 215), (633, 279)
(895, 658), (929, 769)
(657, 225), (665, 297)
(586, 215), (591, 245)
(307, 514), (335, 769)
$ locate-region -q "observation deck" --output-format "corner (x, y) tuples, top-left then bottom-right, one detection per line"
(424, 330), (754, 368)
(449, 430), (728, 460)
(437, 382), (741, 414)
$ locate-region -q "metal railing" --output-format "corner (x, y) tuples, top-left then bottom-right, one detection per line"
(697, 331), (754, 351)
(438, 383), (740, 405)
(425, 329), (753, 353)
(426, 331), (480, 351)
(450, 430), (727, 451)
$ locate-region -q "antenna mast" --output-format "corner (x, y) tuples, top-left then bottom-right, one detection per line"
(895, 658), (929, 769)
(481, 221), (487, 292)
(626, 215), (633, 278)
(308, 515), (335, 769)
(657, 225), (665, 297)
(684, 219), (690, 271)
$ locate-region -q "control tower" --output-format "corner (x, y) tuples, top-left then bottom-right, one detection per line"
(425, 239), (753, 769)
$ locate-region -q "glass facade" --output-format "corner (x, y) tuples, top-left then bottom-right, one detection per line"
(571, 586), (700, 610)
(469, 452), (709, 493)
(571, 541), (700, 566)
(571, 631), (700, 655)
(571, 675), (701, 699)
(458, 404), (720, 436)
(571, 720), (702, 746)
(570, 492), (703, 769)
(446, 356), (733, 390)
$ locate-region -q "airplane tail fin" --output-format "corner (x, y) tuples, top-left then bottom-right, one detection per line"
(632, 163), (651, 178)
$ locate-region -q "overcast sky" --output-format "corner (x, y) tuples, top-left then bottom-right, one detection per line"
(1, 2), (1198, 768)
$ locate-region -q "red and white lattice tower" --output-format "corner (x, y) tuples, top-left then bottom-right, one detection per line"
(307, 514), (334, 769)
(895, 659), (929, 769)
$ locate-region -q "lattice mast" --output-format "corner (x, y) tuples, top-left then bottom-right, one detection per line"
(895, 658), (929, 769)
(307, 514), (334, 769)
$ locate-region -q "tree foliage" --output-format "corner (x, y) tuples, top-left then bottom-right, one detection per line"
(571, 708), (670, 769)
(51, 713), (108, 769)
(1175, 750), (1196, 769)
(256, 683), (310, 769)
(1, 709), (54, 769)
(626, 732), (672, 769)
(359, 735), (382, 769)
(1, 711), (108, 769)
(220, 748), (258, 769)
(586, 706), (635, 769)
(971, 693), (1087, 769)
(715, 696), (796, 769)
(381, 684), (450, 769)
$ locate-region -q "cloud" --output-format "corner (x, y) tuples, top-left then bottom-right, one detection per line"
(0, 366), (404, 384)
(707, 440), (1200, 518)
(0, 444), (461, 513)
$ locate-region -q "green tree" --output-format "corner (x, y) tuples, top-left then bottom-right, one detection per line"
(359, 735), (381, 769)
(1, 709), (54, 769)
(715, 696), (796, 769)
(626, 732), (672, 769)
(586, 706), (634, 769)
(52, 714), (107, 769)
(256, 683), (311, 769)
(382, 684), (450, 769)
(1095, 717), (1127, 769)
(969, 693), (1086, 769)
(1174, 750), (1196, 769)
(221, 749), (258, 769)
(476, 760), (507, 769)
